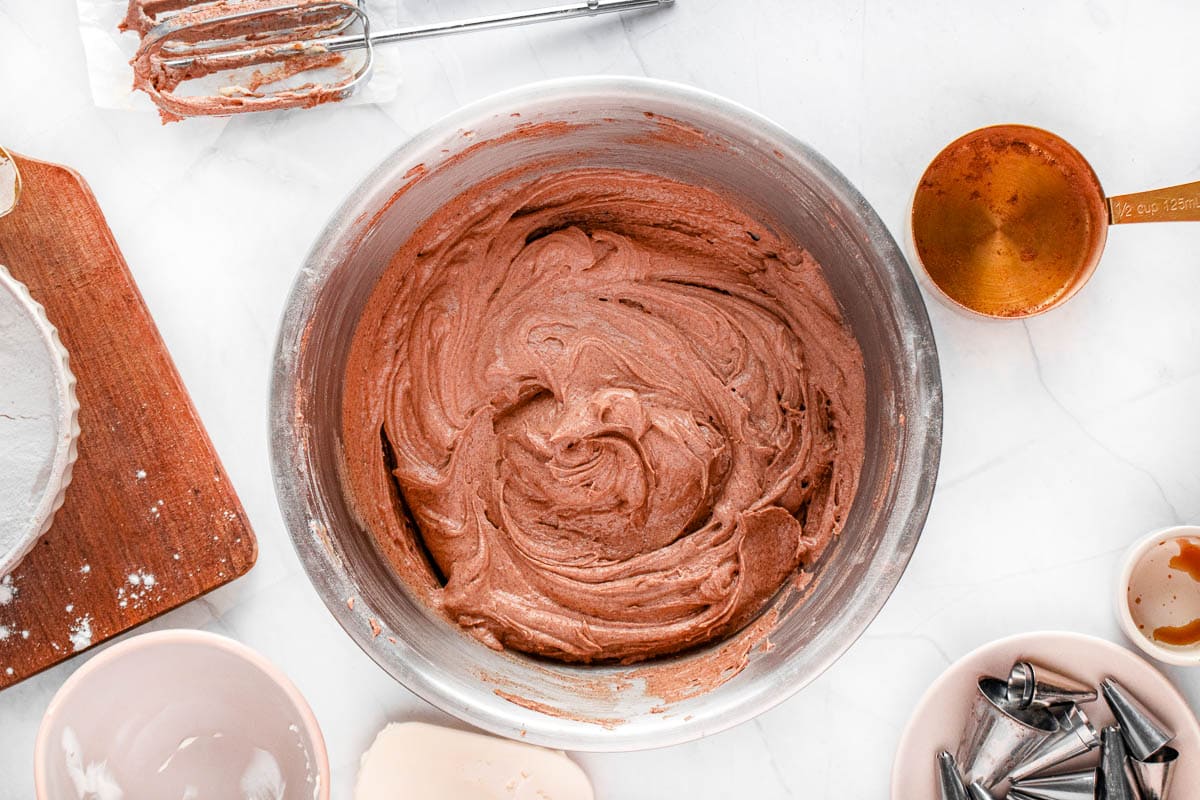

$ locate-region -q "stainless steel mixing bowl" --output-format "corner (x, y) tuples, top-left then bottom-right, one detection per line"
(271, 77), (941, 751)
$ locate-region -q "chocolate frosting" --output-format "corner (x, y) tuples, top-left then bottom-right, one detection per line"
(342, 168), (866, 663)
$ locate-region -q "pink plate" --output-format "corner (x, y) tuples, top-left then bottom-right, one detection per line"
(891, 631), (1200, 798)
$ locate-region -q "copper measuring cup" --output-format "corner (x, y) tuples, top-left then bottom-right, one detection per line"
(911, 124), (1200, 318)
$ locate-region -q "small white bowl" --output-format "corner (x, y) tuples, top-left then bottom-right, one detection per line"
(35, 630), (330, 800)
(0, 264), (80, 577)
(1116, 525), (1200, 667)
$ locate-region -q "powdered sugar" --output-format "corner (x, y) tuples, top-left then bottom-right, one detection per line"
(117, 570), (161, 609)
(239, 748), (286, 800)
(63, 726), (124, 800)
(128, 570), (155, 587)
(69, 615), (93, 652)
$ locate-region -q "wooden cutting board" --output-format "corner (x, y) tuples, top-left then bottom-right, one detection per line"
(0, 154), (256, 688)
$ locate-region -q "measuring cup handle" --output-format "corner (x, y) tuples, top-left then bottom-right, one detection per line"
(1108, 180), (1200, 224)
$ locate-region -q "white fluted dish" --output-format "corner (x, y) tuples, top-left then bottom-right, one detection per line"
(0, 264), (79, 577)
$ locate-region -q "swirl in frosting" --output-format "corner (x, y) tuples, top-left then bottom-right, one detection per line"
(342, 168), (866, 663)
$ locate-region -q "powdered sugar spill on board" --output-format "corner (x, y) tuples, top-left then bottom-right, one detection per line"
(0, 575), (15, 605)
(69, 616), (93, 651)
(117, 570), (161, 609)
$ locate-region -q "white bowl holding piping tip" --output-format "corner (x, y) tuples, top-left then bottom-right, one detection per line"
(1116, 525), (1200, 667)
(34, 630), (330, 800)
(0, 264), (79, 578)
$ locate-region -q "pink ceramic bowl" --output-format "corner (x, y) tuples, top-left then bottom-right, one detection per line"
(891, 631), (1200, 798)
(35, 629), (329, 800)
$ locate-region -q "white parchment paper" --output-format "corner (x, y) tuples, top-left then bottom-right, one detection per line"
(76, 0), (403, 114)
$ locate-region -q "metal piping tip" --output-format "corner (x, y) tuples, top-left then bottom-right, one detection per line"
(966, 780), (1000, 800)
(937, 750), (970, 800)
(958, 678), (1059, 788)
(1010, 769), (1098, 800)
(1008, 705), (1100, 782)
(1100, 725), (1143, 800)
(1101, 677), (1175, 761)
(1131, 745), (1178, 800)
(1006, 661), (1097, 709)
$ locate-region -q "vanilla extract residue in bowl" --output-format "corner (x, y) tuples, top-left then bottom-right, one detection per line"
(1127, 537), (1200, 649)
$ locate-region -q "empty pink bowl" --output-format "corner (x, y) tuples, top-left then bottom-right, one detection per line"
(34, 629), (329, 800)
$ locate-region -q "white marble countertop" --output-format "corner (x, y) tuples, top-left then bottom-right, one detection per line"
(2, 1), (1200, 797)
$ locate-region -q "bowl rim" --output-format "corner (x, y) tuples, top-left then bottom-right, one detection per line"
(1115, 524), (1200, 667)
(269, 75), (943, 751)
(32, 628), (331, 800)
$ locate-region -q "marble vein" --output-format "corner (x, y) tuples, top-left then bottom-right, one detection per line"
(752, 718), (796, 799)
(619, 16), (651, 76)
(867, 632), (954, 666)
(1023, 322), (1183, 524)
